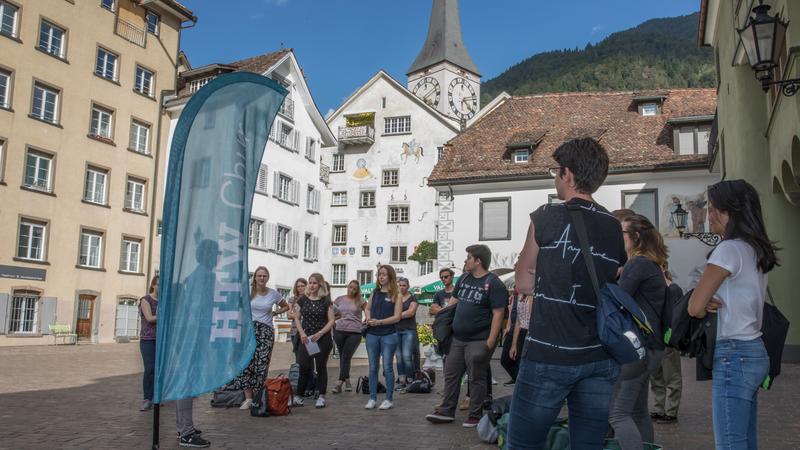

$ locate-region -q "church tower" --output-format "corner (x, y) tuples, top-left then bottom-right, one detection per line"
(407, 0), (481, 122)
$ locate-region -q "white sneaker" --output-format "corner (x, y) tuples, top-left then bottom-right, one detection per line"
(315, 395), (326, 408)
(378, 400), (393, 410)
(239, 398), (253, 410)
(364, 399), (376, 409)
(292, 395), (304, 407)
(491, 377), (498, 386)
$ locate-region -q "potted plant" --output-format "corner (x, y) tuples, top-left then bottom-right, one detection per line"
(417, 324), (443, 370)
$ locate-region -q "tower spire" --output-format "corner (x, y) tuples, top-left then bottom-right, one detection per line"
(407, 0), (480, 77)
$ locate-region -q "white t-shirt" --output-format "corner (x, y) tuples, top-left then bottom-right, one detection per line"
(251, 288), (284, 327)
(707, 239), (767, 341)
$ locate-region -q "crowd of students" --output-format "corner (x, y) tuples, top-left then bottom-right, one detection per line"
(137, 136), (779, 449)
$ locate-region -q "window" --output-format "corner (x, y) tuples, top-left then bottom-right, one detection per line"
(332, 264), (347, 286)
(332, 154), (345, 172)
(134, 66), (154, 97)
(332, 191), (347, 206)
(513, 149), (529, 163)
(277, 174), (291, 202)
(115, 298), (139, 338)
(382, 169), (399, 186)
(306, 185), (320, 213)
(90, 104), (113, 139)
(390, 246), (408, 264)
(255, 164), (268, 194)
(120, 238), (141, 273)
(9, 291), (39, 334)
(31, 82), (59, 123)
(361, 245), (370, 257)
(129, 120), (150, 154)
(437, 146), (444, 161)
(303, 233), (319, 261)
(145, 10), (159, 35)
(305, 137), (316, 161)
(0, 138), (5, 182)
(641, 103), (658, 116)
(189, 77), (212, 94)
(24, 149), (53, 192)
(79, 229), (103, 268)
(676, 124), (712, 155)
(0, 68), (10, 108)
(125, 177), (146, 212)
(332, 224), (347, 245)
(84, 166), (107, 205)
(17, 219), (46, 261)
(95, 47), (118, 81)
(388, 205), (409, 223)
(480, 198), (511, 240)
(0, 1), (19, 38)
(419, 260), (434, 276)
(276, 225), (290, 254)
(38, 20), (65, 58)
(276, 122), (296, 150)
(100, 0), (115, 11)
(359, 191), (375, 208)
(384, 116), (411, 134)
(248, 219), (265, 248)
(357, 270), (372, 286)
(621, 190), (658, 227)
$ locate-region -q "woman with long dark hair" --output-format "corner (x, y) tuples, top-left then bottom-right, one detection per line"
(688, 180), (778, 449)
(395, 277), (420, 389)
(364, 265), (403, 410)
(293, 273), (336, 408)
(331, 280), (365, 393)
(609, 214), (668, 449)
(231, 266), (289, 410)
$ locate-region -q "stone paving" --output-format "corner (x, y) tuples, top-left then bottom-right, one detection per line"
(1, 342), (799, 449)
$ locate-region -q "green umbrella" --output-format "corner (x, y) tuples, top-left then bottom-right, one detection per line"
(413, 276), (460, 305)
(360, 282), (376, 299)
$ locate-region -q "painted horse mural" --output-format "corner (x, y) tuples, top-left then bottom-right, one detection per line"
(401, 140), (424, 164)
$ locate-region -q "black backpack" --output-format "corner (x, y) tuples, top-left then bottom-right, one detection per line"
(210, 385), (245, 408)
(405, 370), (433, 393)
(355, 376), (386, 395)
(659, 283), (683, 348)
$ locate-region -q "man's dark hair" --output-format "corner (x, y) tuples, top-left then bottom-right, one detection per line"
(439, 267), (454, 277)
(465, 244), (492, 271)
(552, 137), (609, 194)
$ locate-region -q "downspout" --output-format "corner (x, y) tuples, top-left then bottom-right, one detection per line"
(145, 16), (197, 284)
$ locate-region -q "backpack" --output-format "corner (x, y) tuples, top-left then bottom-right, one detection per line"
(659, 284), (683, 348)
(405, 370), (433, 393)
(568, 205), (654, 365)
(210, 385), (244, 408)
(266, 375), (292, 416)
(477, 414), (498, 444)
(249, 386), (270, 417)
(760, 289), (790, 390)
(355, 376), (386, 395)
(288, 362), (300, 393)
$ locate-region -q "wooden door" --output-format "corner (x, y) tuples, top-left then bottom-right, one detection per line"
(76, 295), (95, 339)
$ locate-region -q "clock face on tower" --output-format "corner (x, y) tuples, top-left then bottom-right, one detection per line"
(412, 76), (441, 108)
(448, 77), (477, 120)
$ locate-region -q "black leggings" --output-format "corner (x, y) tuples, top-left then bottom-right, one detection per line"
(333, 330), (362, 381)
(500, 328), (527, 381)
(297, 333), (333, 395)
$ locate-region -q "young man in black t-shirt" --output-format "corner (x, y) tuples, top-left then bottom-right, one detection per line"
(507, 138), (626, 449)
(430, 268), (456, 316)
(426, 245), (508, 428)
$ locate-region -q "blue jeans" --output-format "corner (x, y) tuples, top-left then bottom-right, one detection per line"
(712, 338), (769, 450)
(396, 329), (417, 380)
(366, 332), (399, 401)
(508, 358), (620, 450)
(139, 339), (156, 401)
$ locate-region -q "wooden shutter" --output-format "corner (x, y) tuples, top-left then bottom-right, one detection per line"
(312, 236), (319, 261)
(266, 223), (278, 251)
(0, 293), (9, 334)
(269, 119), (278, 141)
(40, 297), (58, 335)
(257, 164), (268, 193)
(314, 190), (321, 212)
(290, 230), (299, 256)
(273, 172), (280, 198)
(291, 180), (300, 204)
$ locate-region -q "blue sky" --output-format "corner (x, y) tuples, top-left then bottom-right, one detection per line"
(180, 0), (702, 115)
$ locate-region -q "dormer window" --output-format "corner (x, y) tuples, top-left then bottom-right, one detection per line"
(189, 77), (214, 94)
(641, 103), (658, 116)
(633, 94), (666, 116)
(669, 116), (714, 155)
(513, 149), (529, 163)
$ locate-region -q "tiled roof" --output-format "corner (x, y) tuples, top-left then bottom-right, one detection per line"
(428, 88), (717, 184)
(229, 49), (291, 74)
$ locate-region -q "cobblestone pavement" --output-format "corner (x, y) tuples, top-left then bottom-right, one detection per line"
(1, 343), (799, 449)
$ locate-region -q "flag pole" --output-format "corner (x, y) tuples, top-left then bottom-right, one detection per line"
(151, 403), (160, 449)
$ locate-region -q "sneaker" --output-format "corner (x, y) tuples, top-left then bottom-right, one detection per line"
(657, 415), (678, 424)
(425, 411), (455, 424)
(239, 398), (253, 410)
(365, 399), (377, 409)
(177, 429), (202, 440)
(315, 395), (326, 408)
(491, 377), (498, 385)
(462, 417), (480, 428)
(503, 379), (516, 386)
(179, 431), (210, 448)
(458, 398), (470, 411)
(344, 381), (353, 392)
(140, 399), (153, 411)
(292, 395), (304, 407)
(394, 383), (406, 391)
(331, 384), (342, 394)
(378, 400), (393, 410)
(650, 411), (665, 420)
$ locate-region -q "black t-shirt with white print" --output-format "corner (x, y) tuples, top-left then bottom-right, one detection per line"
(524, 198), (627, 365)
(452, 272), (509, 342)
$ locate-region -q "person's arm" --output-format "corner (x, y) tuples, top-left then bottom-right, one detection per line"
(401, 299), (419, 319)
(364, 299), (372, 325)
(140, 298), (156, 324)
(286, 299), (297, 320)
(509, 319), (522, 360)
(294, 300), (309, 344)
(617, 258), (643, 297)
(429, 297), (443, 316)
(516, 221), (539, 295)
(274, 297), (290, 316)
(487, 308), (504, 349)
(312, 303), (336, 342)
(688, 263), (729, 318)
(376, 294), (404, 325)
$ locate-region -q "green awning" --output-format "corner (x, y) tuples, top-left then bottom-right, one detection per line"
(360, 282), (376, 299)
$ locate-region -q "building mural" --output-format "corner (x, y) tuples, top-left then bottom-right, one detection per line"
(661, 192), (709, 236)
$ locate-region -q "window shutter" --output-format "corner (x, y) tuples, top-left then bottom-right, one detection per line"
(314, 190), (321, 212)
(292, 180), (300, 204)
(257, 164), (268, 193)
(0, 293), (9, 334)
(273, 172), (280, 198)
(312, 236), (319, 261)
(293, 130), (300, 152)
(267, 223), (278, 251)
(481, 200), (510, 240)
(40, 297), (58, 335)
(269, 119), (278, 141)
(290, 230), (299, 256)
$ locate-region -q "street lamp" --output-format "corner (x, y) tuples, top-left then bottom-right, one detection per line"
(671, 202), (721, 246)
(737, 2), (800, 96)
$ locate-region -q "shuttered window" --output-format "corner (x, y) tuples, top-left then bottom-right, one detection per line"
(479, 198), (511, 240)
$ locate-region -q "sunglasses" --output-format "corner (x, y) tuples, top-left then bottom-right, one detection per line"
(548, 167), (562, 178)
(440, 275), (451, 280)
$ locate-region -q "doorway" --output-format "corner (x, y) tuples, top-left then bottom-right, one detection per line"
(76, 295), (95, 339)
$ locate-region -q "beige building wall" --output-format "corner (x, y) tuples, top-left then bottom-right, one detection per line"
(0, 0), (193, 345)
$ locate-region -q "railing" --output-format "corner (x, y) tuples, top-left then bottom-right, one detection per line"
(338, 125), (375, 145)
(25, 180), (51, 193)
(115, 17), (146, 47)
(319, 163), (330, 184)
(278, 97), (294, 121)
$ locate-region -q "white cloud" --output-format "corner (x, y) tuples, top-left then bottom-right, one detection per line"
(325, 108), (335, 119)
(591, 24), (604, 35)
